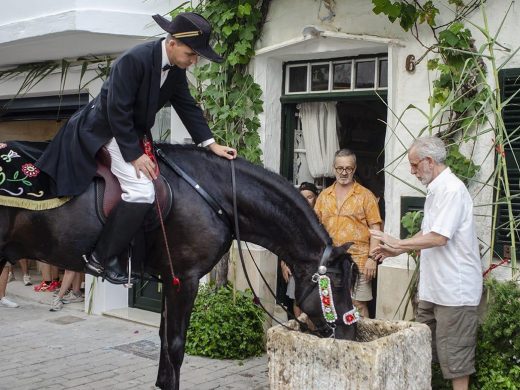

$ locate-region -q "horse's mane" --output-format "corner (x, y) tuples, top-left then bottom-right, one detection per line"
(155, 143), (331, 249)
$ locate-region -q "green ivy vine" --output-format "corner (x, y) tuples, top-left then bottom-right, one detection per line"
(171, 0), (271, 164)
(372, 0), (487, 181)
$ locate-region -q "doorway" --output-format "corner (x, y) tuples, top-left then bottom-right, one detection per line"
(278, 96), (387, 318)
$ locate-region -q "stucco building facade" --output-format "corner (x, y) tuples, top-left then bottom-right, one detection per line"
(1, 1), (518, 320)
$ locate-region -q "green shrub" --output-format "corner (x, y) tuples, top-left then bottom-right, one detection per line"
(432, 363), (451, 390)
(432, 279), (520, 389)
(185, 283), (265, 359)
(472, 279), (520, 390)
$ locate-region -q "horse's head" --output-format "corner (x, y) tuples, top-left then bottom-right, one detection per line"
(295, 243), (359, 340)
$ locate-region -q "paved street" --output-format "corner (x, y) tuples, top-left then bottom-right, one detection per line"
(0, 283), (268, 390)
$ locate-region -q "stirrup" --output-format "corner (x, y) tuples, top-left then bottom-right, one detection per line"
(124, 251), (133, 289)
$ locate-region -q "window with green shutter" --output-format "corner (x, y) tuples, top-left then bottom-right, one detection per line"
(494, 69), (520, 260)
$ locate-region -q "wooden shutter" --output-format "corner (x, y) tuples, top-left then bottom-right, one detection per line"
(495, 69), (520, 259)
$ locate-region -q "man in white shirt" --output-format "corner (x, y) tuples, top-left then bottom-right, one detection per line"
(371, 136), (483, 390)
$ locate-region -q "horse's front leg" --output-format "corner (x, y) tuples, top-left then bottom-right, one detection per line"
(156, 292), (170, 389)
(155, 276), (200, 390)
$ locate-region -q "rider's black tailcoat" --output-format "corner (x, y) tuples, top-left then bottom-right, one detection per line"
(36, 38), (212, 196)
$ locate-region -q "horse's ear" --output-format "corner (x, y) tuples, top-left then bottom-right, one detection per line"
(340, 242), (353, 253)
(328, 242), (353, 265)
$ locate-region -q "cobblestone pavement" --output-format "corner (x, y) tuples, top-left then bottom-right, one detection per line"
(0, 295), (268, 390)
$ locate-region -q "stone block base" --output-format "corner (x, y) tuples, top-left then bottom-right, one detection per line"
(267, 318), (431, 390)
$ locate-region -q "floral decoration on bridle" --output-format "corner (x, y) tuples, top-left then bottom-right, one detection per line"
(312, 244), (360, 326)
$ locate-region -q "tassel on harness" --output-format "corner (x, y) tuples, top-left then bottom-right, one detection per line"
(142, 135), (181, 292)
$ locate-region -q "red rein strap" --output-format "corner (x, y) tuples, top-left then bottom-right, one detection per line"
(483, 258), (509, 278)
(142, 137), (180, 291)
(155, 194), (180, 291)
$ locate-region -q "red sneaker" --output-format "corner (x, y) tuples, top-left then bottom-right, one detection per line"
(34, 281), (50, 292)
(46, 281), (61, 292)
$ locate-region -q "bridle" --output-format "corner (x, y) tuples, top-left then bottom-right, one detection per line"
(156, 149), (358, 337)
(296, 244), (359, 337)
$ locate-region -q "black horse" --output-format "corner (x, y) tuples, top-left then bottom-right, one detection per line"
(0, 143), (358, 390)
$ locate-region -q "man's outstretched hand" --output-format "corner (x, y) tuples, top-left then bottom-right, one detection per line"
(369, 229), (403, 262)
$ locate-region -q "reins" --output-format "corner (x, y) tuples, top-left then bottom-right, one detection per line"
(229, 159), (315, 333)
(155, 148), (232, 228)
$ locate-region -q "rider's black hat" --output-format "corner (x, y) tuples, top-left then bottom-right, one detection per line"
(152, 12), (224, 63)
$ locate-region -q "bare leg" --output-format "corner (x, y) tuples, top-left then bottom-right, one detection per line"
(50, 270), (81, 311)
(0, 265), (19, 307)
(5, 264), (12, 281)
(353, 299), (369, 318)
(72, 272), (83, 293)
(19, 259), (32, 285)
(56, 270), (76, 299)
(452, 375), (469, 390)
(19, 258), (29, 275)
(40, 262), (52, 282)
(0, 266), (8, 298)
(51, 265), (59, 281)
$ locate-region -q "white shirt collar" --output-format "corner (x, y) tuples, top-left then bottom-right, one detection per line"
(427, 166), (451, 193)
(161, 39), (172, 71)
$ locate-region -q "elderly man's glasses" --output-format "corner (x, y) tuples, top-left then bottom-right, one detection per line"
(409, 157), (427, 170)
(334, 166), (354, 174)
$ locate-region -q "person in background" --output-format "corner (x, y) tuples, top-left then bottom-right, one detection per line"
(50, 270), (84, 312)
(33, 262), (61, 292)
(371, 136), (483, 390)
(6, 259), (33, 286)
(281, 182), (320, 319)
(314, 149), (382, 318)
(19, 258), (32, 286)
(0, 267), (19, 308)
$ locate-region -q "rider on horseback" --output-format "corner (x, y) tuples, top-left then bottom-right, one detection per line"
(36, 12), (236, 284)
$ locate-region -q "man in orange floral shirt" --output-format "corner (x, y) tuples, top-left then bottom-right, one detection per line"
(315, 149), (382, 318)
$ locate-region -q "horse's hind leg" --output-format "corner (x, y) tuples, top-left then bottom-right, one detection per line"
(155, 276), (200, 390)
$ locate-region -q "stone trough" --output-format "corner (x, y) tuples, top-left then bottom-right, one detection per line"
(267, 318), (431, 390)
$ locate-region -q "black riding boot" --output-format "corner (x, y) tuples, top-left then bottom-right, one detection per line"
(84, 200), (152, 284)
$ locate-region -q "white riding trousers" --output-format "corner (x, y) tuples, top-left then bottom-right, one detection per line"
(105, 138), (155, 204)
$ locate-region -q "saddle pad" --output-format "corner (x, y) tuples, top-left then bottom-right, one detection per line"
(0, 141), (71, 210)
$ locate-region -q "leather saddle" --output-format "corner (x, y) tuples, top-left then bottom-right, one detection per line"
(94, 147), (173, 231)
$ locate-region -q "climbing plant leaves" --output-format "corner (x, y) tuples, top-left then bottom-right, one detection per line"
(172, 0), (269, 164)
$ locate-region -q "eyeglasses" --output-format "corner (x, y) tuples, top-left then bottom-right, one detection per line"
(409, 157), (427, 170)
(334, 166), (355, 174)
